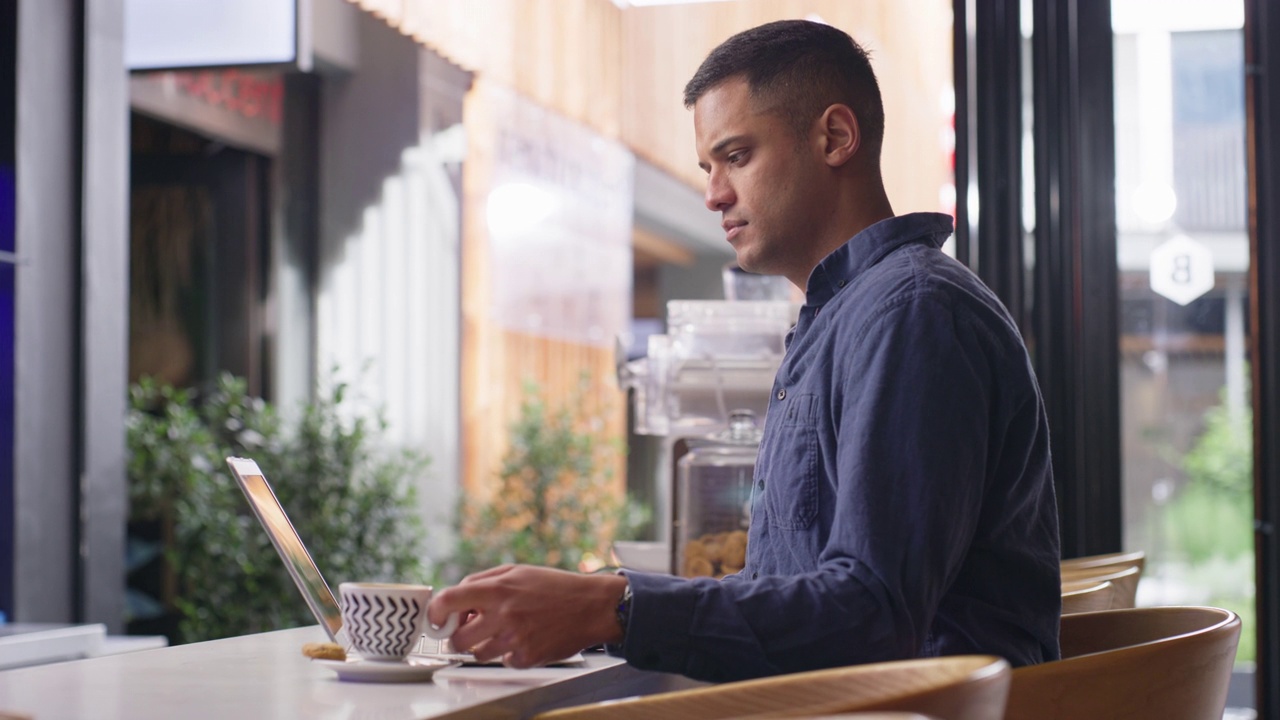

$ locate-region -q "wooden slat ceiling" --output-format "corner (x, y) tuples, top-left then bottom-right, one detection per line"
(345, 0), (953, 218)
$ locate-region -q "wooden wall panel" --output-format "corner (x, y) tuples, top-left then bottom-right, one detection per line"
(461, 78), (500, 500)
(461, 78), (626, 503)
(349, 0), (624, 139)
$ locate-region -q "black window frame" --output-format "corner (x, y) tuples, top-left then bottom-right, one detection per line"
(960, 0), (1280, 712)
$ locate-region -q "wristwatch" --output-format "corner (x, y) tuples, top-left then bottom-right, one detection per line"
(614, 577), (633, 640)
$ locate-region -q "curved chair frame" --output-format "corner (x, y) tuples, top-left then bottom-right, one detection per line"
(535, 655), (1010, 720)
(1060, 579), (1115, 615)
(1005, 606), (1241, 720)
(781, 714), (938, 720)
(1060, 550), (1145, 578)
(1059, 564), (1140, 609)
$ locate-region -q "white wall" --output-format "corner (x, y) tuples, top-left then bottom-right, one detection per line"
(314, 12), (471, 566)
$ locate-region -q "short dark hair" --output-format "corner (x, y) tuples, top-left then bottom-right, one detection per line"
(683, 20), (885, 156)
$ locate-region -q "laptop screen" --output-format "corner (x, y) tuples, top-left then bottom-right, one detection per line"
(226, 457), (345, 644)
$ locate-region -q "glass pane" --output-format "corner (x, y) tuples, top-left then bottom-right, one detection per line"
(1113, 2), (1254, 715)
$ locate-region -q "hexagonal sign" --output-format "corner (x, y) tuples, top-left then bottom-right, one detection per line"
(1149, 234), (1214, 306)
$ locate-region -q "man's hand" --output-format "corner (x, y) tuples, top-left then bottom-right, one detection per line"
(427, 565), (628, 668)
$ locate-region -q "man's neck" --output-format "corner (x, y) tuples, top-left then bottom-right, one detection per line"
(791, 181), (895, 292)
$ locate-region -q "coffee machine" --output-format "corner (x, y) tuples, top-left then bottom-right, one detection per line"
(617, 298), (798, 575)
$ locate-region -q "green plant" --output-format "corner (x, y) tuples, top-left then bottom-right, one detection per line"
(1158, 385), (1255, 662)
(126, 372), (429, 644)
(1164, 389), (1253, 565)
(451, 379), (638, 578)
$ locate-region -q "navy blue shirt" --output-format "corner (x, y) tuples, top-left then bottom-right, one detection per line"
(619, 212), (1061, 682)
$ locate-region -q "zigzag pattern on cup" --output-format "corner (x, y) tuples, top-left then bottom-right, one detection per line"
(344, 594), (422, 658)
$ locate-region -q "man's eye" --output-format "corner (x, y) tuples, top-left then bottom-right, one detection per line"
(728, 151), (747, 165)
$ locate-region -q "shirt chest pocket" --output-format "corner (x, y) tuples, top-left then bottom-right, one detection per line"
(762, 393), (820, 530)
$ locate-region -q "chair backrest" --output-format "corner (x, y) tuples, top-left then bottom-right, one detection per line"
(534, 655), (1010, 720)
(1060, 550), (1145, 578)
(781, 714), (938, 720)
(1060, 580), (1115, 615)
(1004, 606), (1241, 720)
(1059, 564), (1140, 609)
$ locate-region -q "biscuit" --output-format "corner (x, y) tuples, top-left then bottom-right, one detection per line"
(723, 534), (747, 568)
(302, 642), (346, 661)
(685, 556), (715, 577)
(701, 535), (724, 563)
(684, 541), (709, 560)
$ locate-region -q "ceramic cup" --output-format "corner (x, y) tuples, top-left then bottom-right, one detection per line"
(339, 582), (460, 661)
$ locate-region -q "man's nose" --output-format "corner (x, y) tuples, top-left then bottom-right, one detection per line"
(704, 171), (734, 212)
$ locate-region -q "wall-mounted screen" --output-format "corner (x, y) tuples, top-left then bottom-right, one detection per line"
(126, 0), (298, 71)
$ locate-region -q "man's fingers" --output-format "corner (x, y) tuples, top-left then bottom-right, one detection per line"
(428, 583), (492, 625)
(460, 564), (514, 584)
(472, 643), (504, 664)
(447, 611), (502, 655)
(469, 631), (515, 664)
(429, 565), (514, 625)
(502, 648), (548, 669)
(425, 565), (599, 670)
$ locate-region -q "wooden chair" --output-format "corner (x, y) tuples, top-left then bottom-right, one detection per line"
(782, 715), (938, 720)
(1060, 550), (1145, 578)
(1005, 606), (1241, 720)
(1059, 564), (1140, 609)
(534, 655), (1010, 720)
(1060, 579), (1115, 615)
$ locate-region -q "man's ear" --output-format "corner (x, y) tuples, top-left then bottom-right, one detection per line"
(818, 104), (861, 168)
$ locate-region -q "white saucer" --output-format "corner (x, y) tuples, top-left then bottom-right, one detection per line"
(415, 651), (586, 667)
(314, 656), (458, 683)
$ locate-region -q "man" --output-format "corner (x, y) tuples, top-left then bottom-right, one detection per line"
(428, 19), (1061, 682)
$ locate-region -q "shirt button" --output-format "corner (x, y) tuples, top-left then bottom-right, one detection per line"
(838, 280), (846, 288)
(757, 478), (765, 490)
(777, 389), (786, 400)
(751, 572), (759, 580)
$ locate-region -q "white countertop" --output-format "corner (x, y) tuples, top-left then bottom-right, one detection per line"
(0, 626), (697, 720)
(0, 623), (105, 670)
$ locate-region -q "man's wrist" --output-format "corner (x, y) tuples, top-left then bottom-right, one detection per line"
(597, 572), (629, 645)
(614, 576), (633, 642)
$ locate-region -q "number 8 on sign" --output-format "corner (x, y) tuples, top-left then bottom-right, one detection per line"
(1149, 234), (1214, 306)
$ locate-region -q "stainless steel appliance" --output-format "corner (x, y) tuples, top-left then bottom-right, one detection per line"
(618, 299), (797, 574)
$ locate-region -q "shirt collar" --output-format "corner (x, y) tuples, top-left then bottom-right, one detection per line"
(804, 212), (956, 306)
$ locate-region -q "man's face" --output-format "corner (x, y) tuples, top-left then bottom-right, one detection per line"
(694, 77), (827, 283)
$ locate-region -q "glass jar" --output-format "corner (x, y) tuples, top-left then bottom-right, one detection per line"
(673, 409), (762, 578)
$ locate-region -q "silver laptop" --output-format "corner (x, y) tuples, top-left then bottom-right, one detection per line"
(227, 455), (585, 666)
(226, 456), (350, 650)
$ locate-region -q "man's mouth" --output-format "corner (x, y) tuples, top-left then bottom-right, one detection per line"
(723, 220), (746, 241)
